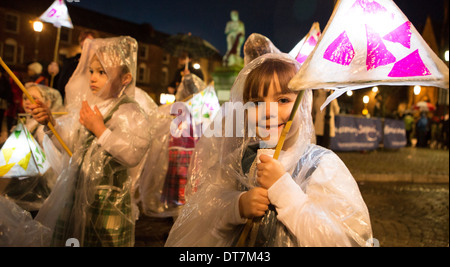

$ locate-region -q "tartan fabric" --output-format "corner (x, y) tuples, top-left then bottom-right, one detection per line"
(161, 148), (193, 208)
(83, 186), (133, 247)
(50, 96), (136, 247)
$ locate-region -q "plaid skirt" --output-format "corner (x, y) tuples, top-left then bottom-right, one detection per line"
(83, 186), (133, 247)
(161, 148), (194, 208)
(51, 185), (133, 247)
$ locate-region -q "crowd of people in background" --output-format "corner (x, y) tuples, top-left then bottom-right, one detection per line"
(398, 104), (449, 150)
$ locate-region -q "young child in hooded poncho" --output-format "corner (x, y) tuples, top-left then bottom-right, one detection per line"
(165, 53), (373, 247)
(1, 83), (63, 215)
(30, 36), (152, 247)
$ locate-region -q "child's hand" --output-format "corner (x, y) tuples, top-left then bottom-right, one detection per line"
(239, 187), (270, 219)
(257, 154), (286, 189)
(79, 101), (107, 137)
(30, 99), (55, 126)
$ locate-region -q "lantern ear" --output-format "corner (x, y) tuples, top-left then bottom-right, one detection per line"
(289, 22), (322, 66)
(289, 0), (449, 109)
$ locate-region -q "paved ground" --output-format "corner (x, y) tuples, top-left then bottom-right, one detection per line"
(135, 147), (449, 247)
(358, 182), (448, 247)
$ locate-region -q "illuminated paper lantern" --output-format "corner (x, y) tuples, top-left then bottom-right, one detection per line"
(39, 0), (73, 29)
(184, 85), (221, 137)
(289, 0), (449, 109)
(289, 22), (321, 65)
(0, 123), (50, 178)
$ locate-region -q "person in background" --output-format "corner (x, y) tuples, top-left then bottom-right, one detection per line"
(2, 83), (62, 218)
(27, 62), (48, 86)
(5, 71), (24, 133)
(403, 111), (414, 147)
(416, 111), (429, 148)
(0, 71), (13, 141)
(167, 51), (204, 95)
(312, 89), (340, 148)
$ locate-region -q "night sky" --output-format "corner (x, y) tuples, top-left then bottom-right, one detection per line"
(72, 0), (447, 56)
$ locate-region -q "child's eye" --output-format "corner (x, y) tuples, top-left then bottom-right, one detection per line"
(278, 98), (291, 104)
(99, 71), (106, 75)
(89, 69), (93, 74)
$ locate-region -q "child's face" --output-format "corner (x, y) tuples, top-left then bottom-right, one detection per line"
(247, 72), (298, 147)
(23, 86), (45, 114)
(89, 57), (109, 96)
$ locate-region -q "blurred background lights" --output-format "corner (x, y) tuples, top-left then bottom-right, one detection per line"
(160, 93), (175, 105)
(414, 85), (422, 95)
(363, 95), (370, 104)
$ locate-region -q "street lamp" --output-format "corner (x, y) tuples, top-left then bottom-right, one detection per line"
(372, 86), (379, 93)
(445, 50), (449, 62)
(33, 21), (43, 32)
(193, 63), (201, 70)
(33, 20), (43, 61)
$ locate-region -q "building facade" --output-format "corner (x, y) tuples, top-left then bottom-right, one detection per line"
(0, 0), (221, 103)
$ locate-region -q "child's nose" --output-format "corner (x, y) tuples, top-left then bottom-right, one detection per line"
(264, 102), (277, 119)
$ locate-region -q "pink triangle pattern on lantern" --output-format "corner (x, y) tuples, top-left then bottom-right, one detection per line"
(388, 49), (431, 77)
(307, 35), (318, 47)
(352, 0), (387, 14)
(323, 31), (355, 66)
(366, 25), (397, 70)
(296, 54), (309, 64)
(296, 36), (319, 64)
(383, 21), (412, 49)
(288, 0), (449, 97)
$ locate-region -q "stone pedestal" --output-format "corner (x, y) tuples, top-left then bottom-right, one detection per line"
(211, 65), (242, 104)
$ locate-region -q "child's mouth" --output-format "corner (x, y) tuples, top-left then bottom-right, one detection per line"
(264, 123), (285, 130)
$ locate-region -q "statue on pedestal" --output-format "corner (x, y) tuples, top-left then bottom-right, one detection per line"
(223, 10), (245, 67)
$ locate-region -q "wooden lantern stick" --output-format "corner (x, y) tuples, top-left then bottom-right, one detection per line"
(236, 90), (305, 247)
(0, 57), (73, 157)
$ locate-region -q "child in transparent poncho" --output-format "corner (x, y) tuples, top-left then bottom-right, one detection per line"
(22, 83), (64, 147)
(0, 83), (63, 215)
(30, 36), (152, 247)
(165, 53), (372, 247)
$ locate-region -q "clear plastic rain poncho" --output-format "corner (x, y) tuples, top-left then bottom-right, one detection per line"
(175, 73), (205, 101)
(243, 33), (281, 65)
(35, 36), (152, 247)
(165, 53), (373, 247)
(137, 73), (208, 218)
(0, 195), (51, 246)
(0, 83), (63, 212)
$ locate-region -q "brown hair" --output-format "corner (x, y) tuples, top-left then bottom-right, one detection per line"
(78, 30), (97, 44)
(243, 59), (297, 103)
